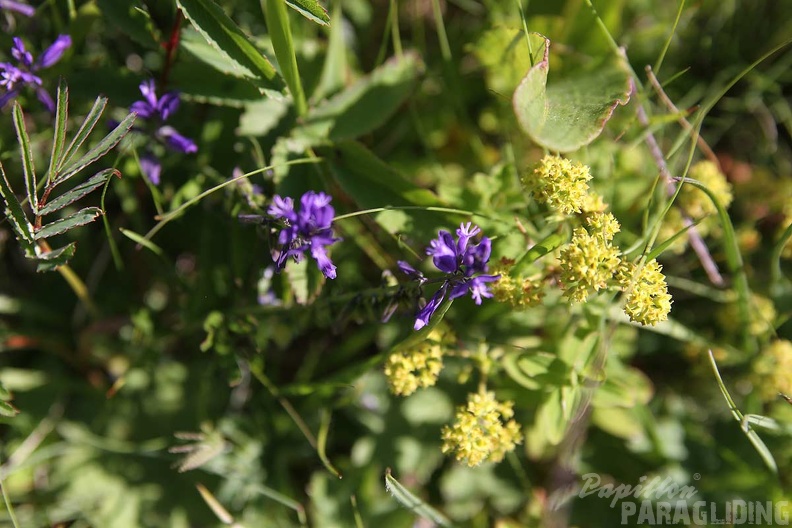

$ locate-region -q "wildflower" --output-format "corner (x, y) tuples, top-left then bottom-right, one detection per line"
(523, 155), (592, 215)
(621, 259), (672, 325)
(441, 389), (523, 466)
(268, 191), (341, 279)
(0, 0), (34, 16)
(679, 160), (733, 219)
(399, 223), (499, 330)
(384, 327), (448, 396)
(0, 35), (71, 111)
(585, 211), (620, 241)
(129, 79), (197, 184)
(717, 294), (775, 338)
(752, 340), (792, 401)
(558, 227), (621, 303)
(489, 258), (544, 310)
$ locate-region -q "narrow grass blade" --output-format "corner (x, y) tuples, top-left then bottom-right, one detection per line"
(286, 0), (328, 26)
(195, 483), (235, 525)
(385, 469), (452, 526)
(647, 217), (701, 261)
(313, 3), (347, 100)
(57, 96), (108, 174)
(12, 102), (38, 214)
(707, 350), (778, 473)
(35, 242), (77, 272)
(39, 169), (120, 216)
(317, 409), (342, 479)
(0, 162), (35, 250)
(119, 227), (165, 256)
(34, 207), (103, 240)
(47, 80), (69, 184)
(55, 113), (136, 185)
(514, 230), (568, 272)
(263, 0), (307, 115)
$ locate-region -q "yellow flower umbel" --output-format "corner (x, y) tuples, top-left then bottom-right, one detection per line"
(384, 328), (447, 396)
(559, 227), (621, 303)
(621, 259), (672, 326)
(753, 340), (792, 401)
(441, 390), (523, 467)
(523, 155), (592, 215)
(679, 160), (733, 219)
(489, 258), (545, 310)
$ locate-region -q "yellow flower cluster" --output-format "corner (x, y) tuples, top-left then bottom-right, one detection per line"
(621, 259), (672, 326)
(384, 328), (447, 396)
(559, 227), (621, 303)
(659, 160), (733, 254)
(717, 294), (776, 338)
(523, 155), (592, 215)
(489, 259), (545, 310)
(752, 340), (792, 401)
(585, 211), (621, 241)
(441, 390), (523, 467)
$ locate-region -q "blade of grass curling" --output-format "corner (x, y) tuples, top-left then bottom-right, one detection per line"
(385, 469), (452, 526)
(263, 0), (307, 116)
(47, 80), (69, 185)
(12, 103), (38, 214)
(317, 409), (342, 479)
(676, 177), (752, 352)
(707, 350), (778, 474)
(57, 96), (108, 174)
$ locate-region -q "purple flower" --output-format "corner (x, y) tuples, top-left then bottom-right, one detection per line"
(268, 191), (341, 279)
(0, 35), (71, 111)
(0, 0), (34, 17)
(400, 223), (499, 330)
(129, 79), (197, 184)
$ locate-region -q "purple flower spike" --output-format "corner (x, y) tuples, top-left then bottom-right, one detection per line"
(0, 0), (34, 16)
(140, 153), (162, 185)
(401, 223), (499, 330)
(268, 191), (341, 279)
(0, 34), (70, 110)
(129, 79), (197, 183)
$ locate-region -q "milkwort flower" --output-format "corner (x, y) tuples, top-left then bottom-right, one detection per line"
(129, 79), (197, 185)
(0, 35), (71, 111)
(0, 0), (34, 16)
(267, 191), (341, 279)
(399, 223), (499, 330)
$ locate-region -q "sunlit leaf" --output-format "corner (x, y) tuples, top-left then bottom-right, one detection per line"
(385, 469), (452, 526)
(513, 33), (631, 152)
(34, 207), (103, 240)
(286, 0), (329, 26)
(12, 102), (38, 213)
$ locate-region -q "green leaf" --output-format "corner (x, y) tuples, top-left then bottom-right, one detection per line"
(285, 257), (325, 305)
(239, 97), (290, 135)
(12, 102), (38, 213)
(300, 52), (423, 141)
(708, 351), (778, 473)
(34, 207), (103, 240)
(513, 230), (568, 272)
(47, 80), (69, 185)
(55, 113), (136, 186)
(0, 400), (19, 417)
(512, 33), (631, 152)
(502, 351), (570, 390)
(97, 0), (159, 47)
(286, 0), (329, 26)
(39, 169), (119, 216)
(172, 55), (267, 107)
(264, 0), (308, 115)
(35, 242), (77, 272)
(385, 469), (452, 527)
(57, 96), (108, 174)
(312, 3), (347, 100)
(119, 227), (165, 257)
(325, 141), (442, 210)
(0, 162), (35, 252)
(176, 0), (284, 96)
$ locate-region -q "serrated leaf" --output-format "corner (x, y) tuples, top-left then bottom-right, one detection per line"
(12, 102), (38, 213)
(39, 169), (119, 216)
(176, 0), (283, 95)
(300, 52), (423, 141)
(57, 96), (108, 175)
(0, 162), (35, 251)
(512, 33), (631, 152)
(97, 0), (159, 47)
(47, 80), (69, 184)
(286, 0), (329, 26)
(172, 57), (266, 108)
(34, 207), (103, 240)
(55, 113), (136, 185)
(35, 242), (77, 272)
(0, 400), (19, 417)
(385, 469), (452, 526)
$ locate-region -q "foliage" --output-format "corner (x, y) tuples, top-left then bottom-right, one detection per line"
(1, 0), (791, 527)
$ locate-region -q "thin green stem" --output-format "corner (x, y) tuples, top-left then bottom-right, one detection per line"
(0, 472), (20, 528)
(333, 205), (493, 222)
(389, 0), (403, 56)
